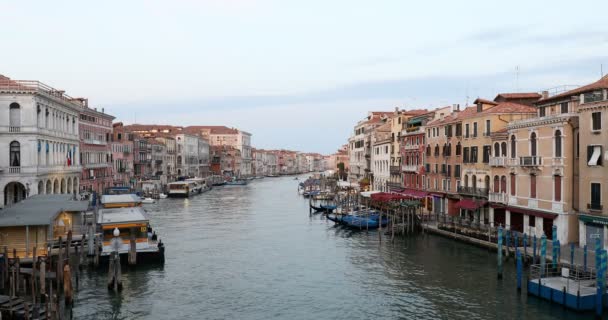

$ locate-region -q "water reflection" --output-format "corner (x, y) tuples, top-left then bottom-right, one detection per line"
(72, 176), (590, 319)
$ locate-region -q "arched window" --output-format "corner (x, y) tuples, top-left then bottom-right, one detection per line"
(9, 103), (20, 127)
(494, 143), (500, 157)
(530, 132), (537, 157)
(501, 176), (507, 193)
(434, 144), (439, 156)
(484, 175), (490, 190)
(555, 130), (562, 157)
(10, 141), (20, 167)
(456, 142), (462, 156)
(493, 175), (500, 192)
(472, 174), (477, 189)
(510, 135), (516, 158)
(464, 175), (469, 187)
(426, 145), (431, 157)
(447, 143), (452, 156)
(501, 142), (507, 157)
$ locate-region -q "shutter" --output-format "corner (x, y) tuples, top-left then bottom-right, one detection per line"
(554, 176), (561, 202)
(510, 175), (516, 196)
(530, 175), (536, 198)
(494, 177), (499, 193)
(588, 146), (594, 163)
(501, 176), (507, 193)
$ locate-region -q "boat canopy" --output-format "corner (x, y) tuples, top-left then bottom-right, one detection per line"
(98, 206), (149, 226)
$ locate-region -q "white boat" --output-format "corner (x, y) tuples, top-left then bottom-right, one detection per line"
(185, 177), (209, 194)
(97, 204), (165, 264)
(167, 181), (198, 197)
(141, 197), (155, 204)
(159, 193), (168, 199)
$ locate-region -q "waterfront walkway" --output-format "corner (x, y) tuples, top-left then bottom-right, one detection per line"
(422, 222), (599, 269)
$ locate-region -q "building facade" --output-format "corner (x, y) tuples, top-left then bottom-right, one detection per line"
(0, 75), (82, 208)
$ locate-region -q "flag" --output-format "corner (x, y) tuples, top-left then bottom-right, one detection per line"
(67, 149), (72, 166)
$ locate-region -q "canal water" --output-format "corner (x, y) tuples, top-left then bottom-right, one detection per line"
(73, 176), (589, 319)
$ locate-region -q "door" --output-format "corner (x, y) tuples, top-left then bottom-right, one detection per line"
(586, 224), (605, 248)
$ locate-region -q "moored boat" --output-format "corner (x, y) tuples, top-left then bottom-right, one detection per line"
(167, 181), (198, 197)
(226, 179), (247, 186)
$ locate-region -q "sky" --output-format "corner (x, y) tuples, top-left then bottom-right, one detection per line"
(1, 0), (607, 154)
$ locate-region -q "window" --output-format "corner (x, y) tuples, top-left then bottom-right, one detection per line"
(9, 141), (20, 167)
(560, 102), (568, 114)
(510, 174), (516, 196)
(426, 145), (431, 157)
(555, 130), (562, 157)
(530, 132), (537, 157)
(539, 107), (546, 117)
(455, 124), (462, 137)
(435, 164), (438, 173)
(587, 145), (603, 166)
(530, 174), (536, 198)
(494, 143), (500, 157)
(591, 183), (602, 210)
(456, 142), (462, 156)
(447, 165), (451, 177)
(485, 120), (491, 136)
(434, 144), (439, 156)
(501, 142), (507, 157)
(592, 112), (602, 131)
(441, 164), (446, 174)
(510, 135), (516, 158)
(471, 146), (478, 163)
(584, 91), (604, 103)
(9, 103), (20, 127)
(473, 122), (478, 137)
(465, 124), (470, 138)
(463, 147), (470, 163)
(482, 145), (491, 163)
(554, 175), (562, 202)
(454, 165), (461, 178)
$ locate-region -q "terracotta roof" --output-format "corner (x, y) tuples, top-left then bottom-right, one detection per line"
(401, 109), (429, 116)
(473, 98), (498, 105)
(484, 102), (536, 114)
(494, 92), (542, 100)
(184, 126), (239, 135)
(427, 106), (477, 126)
(539, 75), (608, 103)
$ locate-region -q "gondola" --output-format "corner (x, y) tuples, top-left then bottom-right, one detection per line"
(310, 203), (326, 213)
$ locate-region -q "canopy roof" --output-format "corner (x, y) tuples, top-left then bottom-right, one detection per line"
(455, 199), (487, 210)
(0, 195), (88, 227)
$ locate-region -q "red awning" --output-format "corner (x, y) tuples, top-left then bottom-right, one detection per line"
(371, 192), (409, 202)
(506, 206), (557, 220)
(455, 199), (487, 210)
(400, 189), (428, 198)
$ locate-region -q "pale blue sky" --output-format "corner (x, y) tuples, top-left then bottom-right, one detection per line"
(1, 0), (607, 154)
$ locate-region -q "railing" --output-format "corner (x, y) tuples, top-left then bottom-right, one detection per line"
(9, 126), (20, 133)
(508, 113), (578, 129)
(528, 198), (538, 208)
(390, 166), (401, 175)
(84, 162), (111, 169)
(0, 79), (83, 108)
(83, 138), (106, 145)
(507, 158), (519, 166)
(457, 186), (489, 197)
(402, 164), (419, 172)
(489, 157), (507, 167)
(9, 167), (20, 174)
(403, 144), (420, 150)
(489, 192), (508, 204)
(519, 156), (542, 166)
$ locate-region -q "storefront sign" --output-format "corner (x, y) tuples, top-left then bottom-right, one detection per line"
(579, 214), (608, 226)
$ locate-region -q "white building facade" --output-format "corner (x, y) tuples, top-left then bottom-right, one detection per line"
(0, 76), (82, 208)
(175, 134), (199, 177)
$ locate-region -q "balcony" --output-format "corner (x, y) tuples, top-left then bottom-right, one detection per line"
(402, 164), (419, 172)
(404, 144), (420, 150)
(528, 199), (538, 209)
(552, 157), (564, 167)
(83, 138), (107, 146)
(519, 156), (542, 167)
(9, 166), (20, 174)
(457, 186), (489, 197)
(390, 166), (401, 175)
(507, 158), (519, 166)
(9, 126), (20, 133)
(489, 157), (507, 167)
(489, 192), (508, 204)
(84, 162), (111, 169)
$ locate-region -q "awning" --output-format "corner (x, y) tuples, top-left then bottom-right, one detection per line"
(360, 191), (381, 198)
(507, 206), (557, 220)
(370, 192), (408, 202)
(455, 199), (487, 210)
(401, 189), (428, 198)
(408, 118), (423, 125)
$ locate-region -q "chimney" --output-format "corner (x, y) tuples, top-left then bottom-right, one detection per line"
(102, 107), (105, 113)
(541, 91), (549, 99)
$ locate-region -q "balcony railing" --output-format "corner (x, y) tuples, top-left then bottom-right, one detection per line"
(83, 138), (106, 145)
(9, 167), (20, 174)
(489, 192), (508, 204)
(0, 78), (83, 108)
(9, 126), (20, 133)
(390, 166), (401, 175)
(457, 186), (489, 197)
(404, 144), (420, 150)
(588, 203), (603, 211)
(402, 164), (419, 172)
(519, 156), (542, 167)
(84, 163), (111, 169)
(489, 157), (507, 167)
(552, 157), (564, 167)
(528, 199), (538, 209)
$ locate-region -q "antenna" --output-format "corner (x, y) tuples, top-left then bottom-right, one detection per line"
(601, 64), (604, 78)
